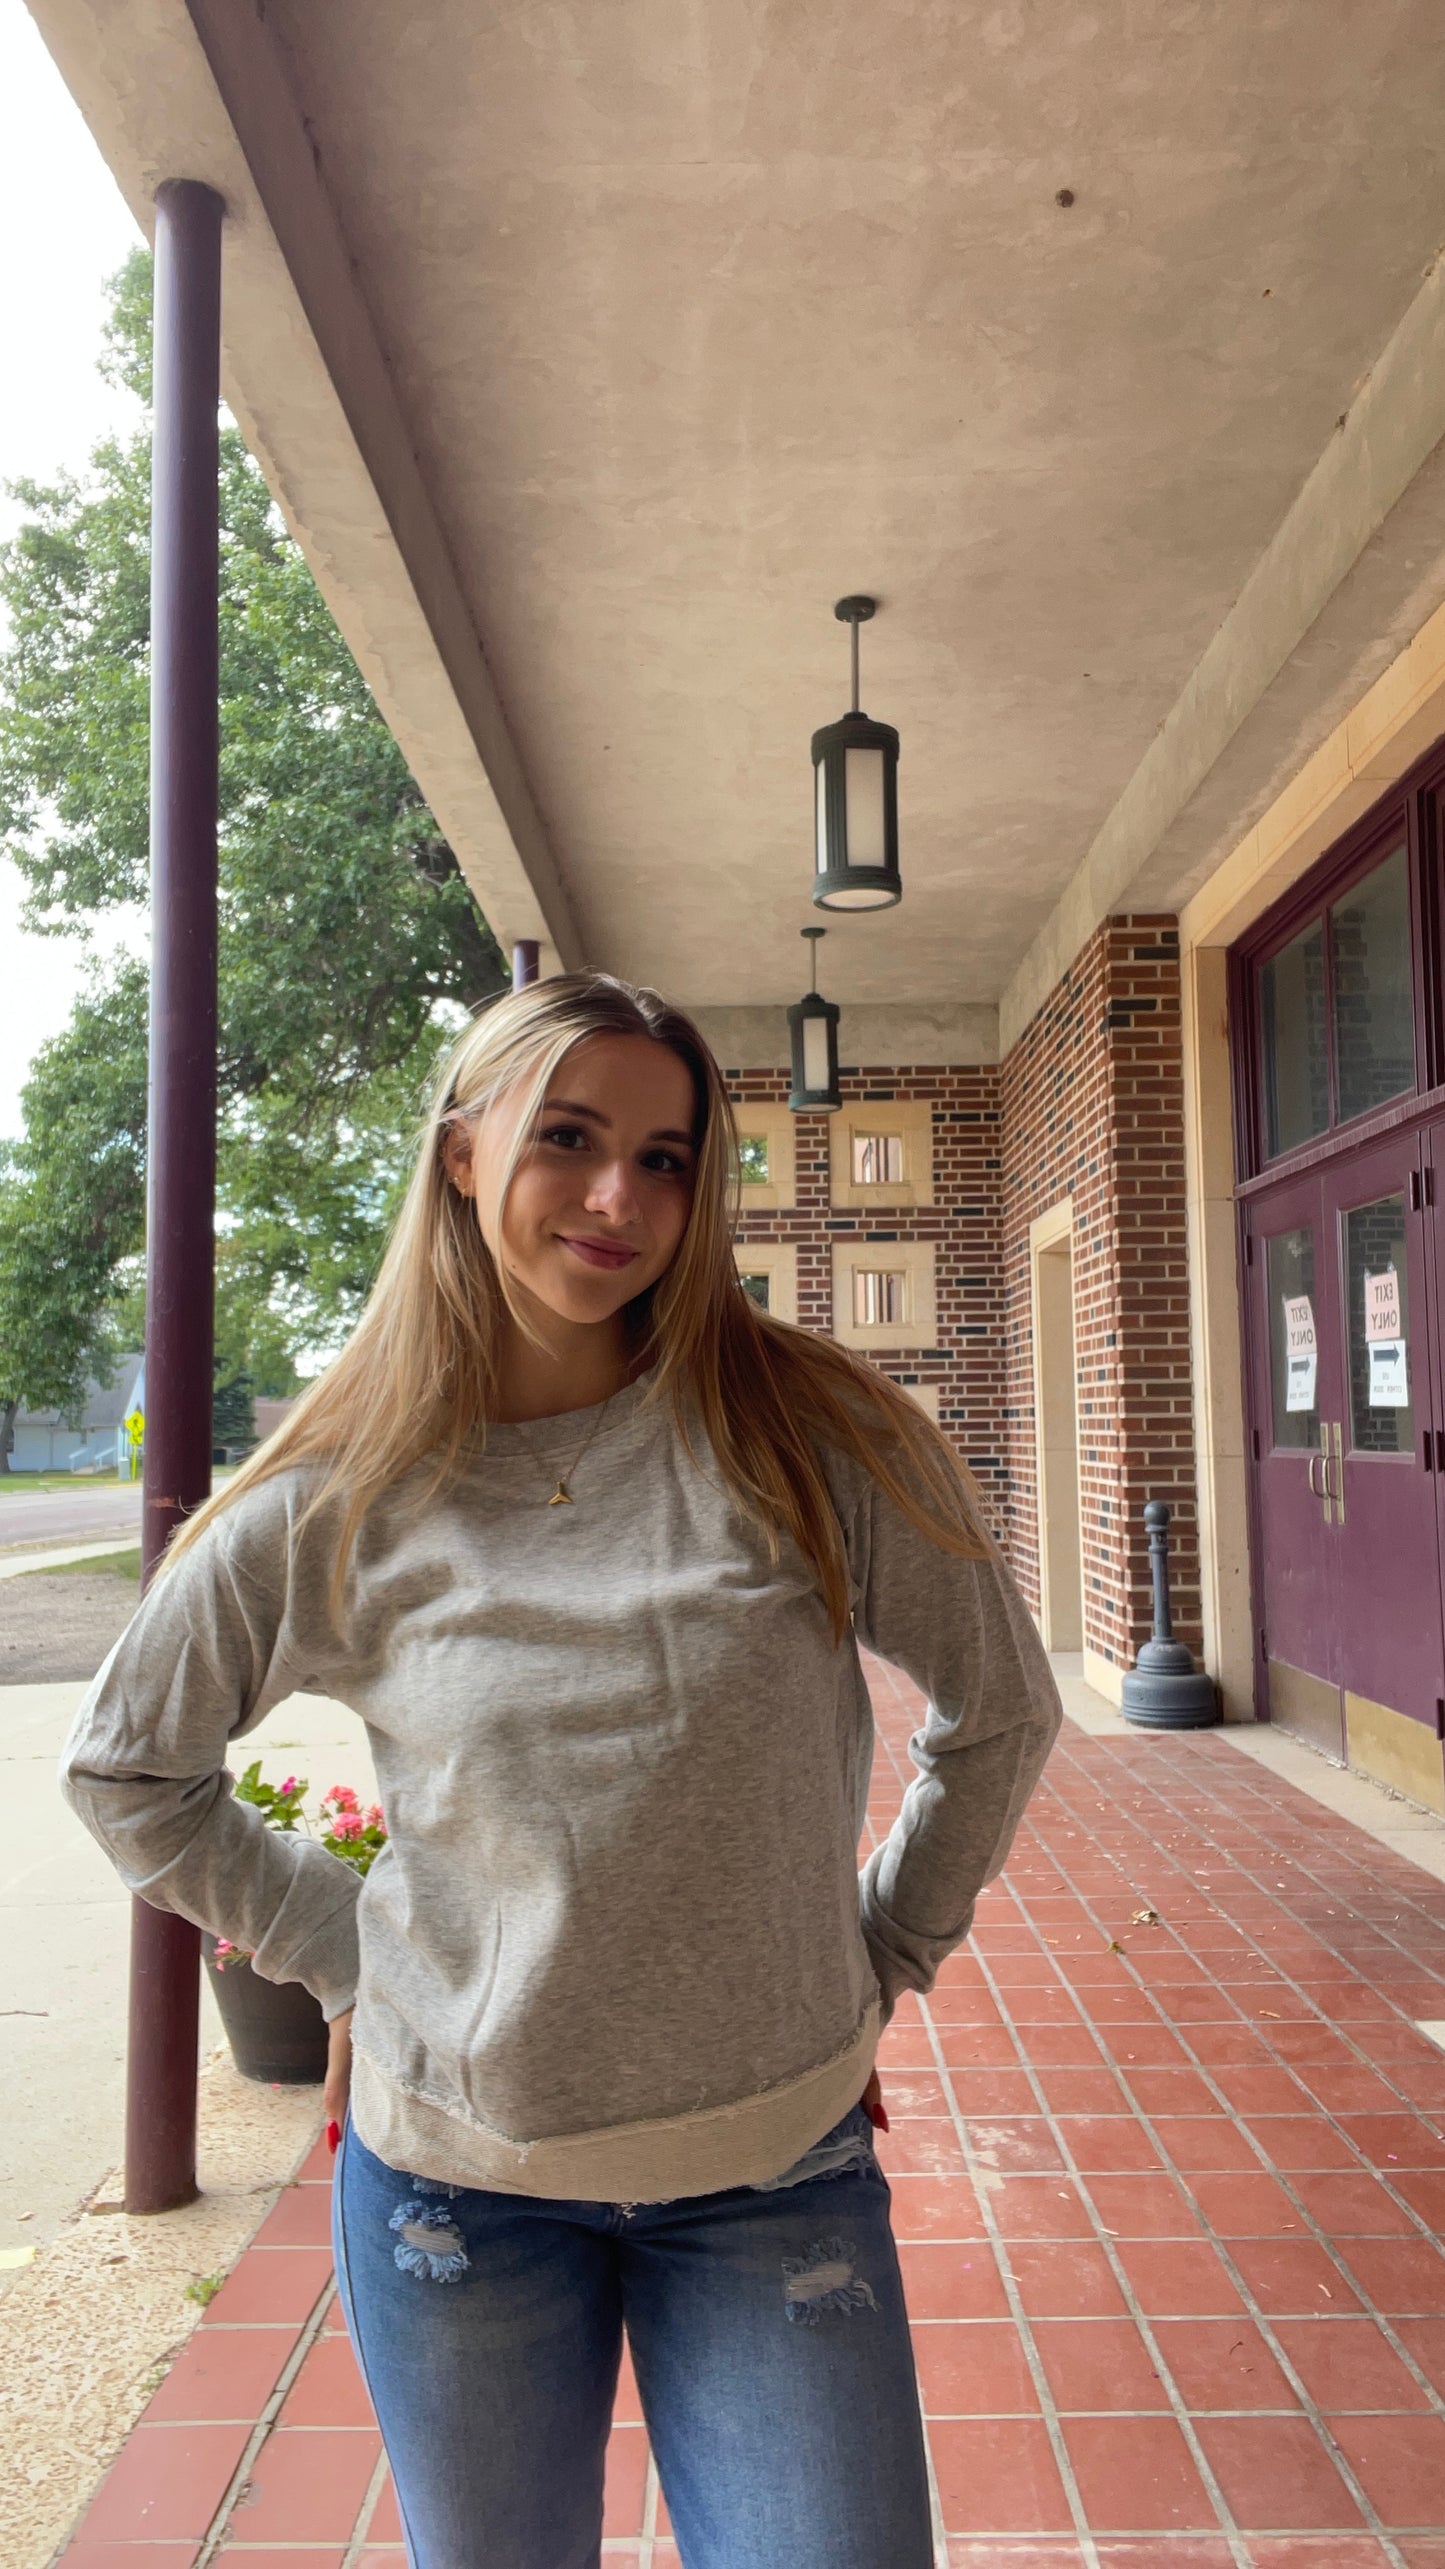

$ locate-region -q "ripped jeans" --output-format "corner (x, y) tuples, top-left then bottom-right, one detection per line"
(333, 2104), (933, 2569)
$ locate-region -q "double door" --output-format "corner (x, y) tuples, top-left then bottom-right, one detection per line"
(1244, 1117), (1445, 1754)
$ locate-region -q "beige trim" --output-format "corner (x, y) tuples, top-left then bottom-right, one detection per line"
(689, 1004), (999, 1072)
(1345, 1692), (1445, 1816)
(830, 1241), (937, 1353)
(829, 1098), (936, 1210)
(1180, 590), (1445, 959)
(733, 1241), (798, 1325)
(1175, 592), (1445, 1725)
(894, 1381), (941, 1425)
(731, 1104), (797, 1212)
(1180, 946), (1255, 1719)
(1028, 1201), (1083, 1654)
(1083, 1646), (1124, 1707)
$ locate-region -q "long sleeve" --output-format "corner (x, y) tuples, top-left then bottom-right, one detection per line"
(846, 1483), (1063, 2016)
(59, 1479), (362, 2019)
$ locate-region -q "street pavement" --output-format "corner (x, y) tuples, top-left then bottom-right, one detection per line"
(0, 1485), (144, 1553)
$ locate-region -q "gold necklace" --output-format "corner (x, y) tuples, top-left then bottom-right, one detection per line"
(507, 1389), (618, 1508)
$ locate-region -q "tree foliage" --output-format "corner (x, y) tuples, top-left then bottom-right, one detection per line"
(0, 248), (504, 1439)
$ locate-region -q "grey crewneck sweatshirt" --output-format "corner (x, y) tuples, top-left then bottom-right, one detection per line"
(61, 1378), (1061, 2201)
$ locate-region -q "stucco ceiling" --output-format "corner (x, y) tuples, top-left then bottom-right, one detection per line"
(31, 0), (1445, 1012)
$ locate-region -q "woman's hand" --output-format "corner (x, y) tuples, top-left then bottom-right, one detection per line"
(324, 2007), (354, 2153)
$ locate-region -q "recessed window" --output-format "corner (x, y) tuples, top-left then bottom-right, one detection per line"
(1256, 840), (1414, 1161)
(739, 1271), (771, 1310)
(853, 1269), (906, 1327)
(737, 1135), (770, 1185)
(851, 1132), (904, 1186)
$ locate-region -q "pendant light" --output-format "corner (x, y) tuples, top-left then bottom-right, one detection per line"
(787, 926), (841, 1113)
(811, 595), (901, 911)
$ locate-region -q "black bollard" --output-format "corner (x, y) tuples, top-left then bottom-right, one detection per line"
(1120, 1500), (1220, 1729)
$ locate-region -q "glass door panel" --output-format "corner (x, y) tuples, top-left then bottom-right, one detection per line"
(1245, 1173), (1342, 1752)
(1324, 1135), (1443, 1728)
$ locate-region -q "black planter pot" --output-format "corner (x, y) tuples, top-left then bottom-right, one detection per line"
(202, 1936), (329, 2084)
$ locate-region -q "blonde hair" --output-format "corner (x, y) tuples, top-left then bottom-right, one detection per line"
(169, 972), (987, 1631)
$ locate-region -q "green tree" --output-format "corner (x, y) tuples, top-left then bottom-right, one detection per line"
(0, 246), (504, 1429)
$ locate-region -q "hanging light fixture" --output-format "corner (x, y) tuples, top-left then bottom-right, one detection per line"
(787, 926), (841, 1113)
(811, 595), (901, 911)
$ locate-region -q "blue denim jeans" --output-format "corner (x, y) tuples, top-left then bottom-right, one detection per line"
(333, 2103), (933, 2569)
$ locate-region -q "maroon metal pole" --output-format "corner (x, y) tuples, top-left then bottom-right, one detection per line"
(512, 938), (540, 990)
(125, 179), (224, 2216)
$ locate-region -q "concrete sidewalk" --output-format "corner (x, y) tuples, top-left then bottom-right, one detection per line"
(0, 1682), (377, 2276)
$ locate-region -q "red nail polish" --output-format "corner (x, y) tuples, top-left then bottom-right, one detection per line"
(326, 2119), (341, 2155)
(864, 2099), (889, 2133)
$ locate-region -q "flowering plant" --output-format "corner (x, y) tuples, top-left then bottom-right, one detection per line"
(210, 1770), (388, 1971)
(317, 1783), (388, 1878)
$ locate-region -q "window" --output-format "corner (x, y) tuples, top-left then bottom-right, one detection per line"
(1261, 921), (1328, 1158)
(738, 1271), (771, 1310)
(1331, 848), (1413, 1126)
(1256, 840), (1415, 1162)
(851, 1132), (904, 1186)
(736, 1135), (770, 1186)
(853, 1269), (906, 1327)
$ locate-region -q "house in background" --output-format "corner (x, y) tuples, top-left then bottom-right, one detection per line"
(9, 1351), (144, 1473)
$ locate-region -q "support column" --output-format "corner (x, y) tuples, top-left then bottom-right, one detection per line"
(125, 179), (224, 2216)
(512, 938), (540, 991)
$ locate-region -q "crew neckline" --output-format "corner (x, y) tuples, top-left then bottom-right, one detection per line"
(473, 1367), (662, 1458)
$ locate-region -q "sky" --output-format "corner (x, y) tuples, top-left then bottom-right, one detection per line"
(0, 0), (143, 1144)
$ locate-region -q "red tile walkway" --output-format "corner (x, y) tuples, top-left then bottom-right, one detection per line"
(58, 1663), (1445, 2566)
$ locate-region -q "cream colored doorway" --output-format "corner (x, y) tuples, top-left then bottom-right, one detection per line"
(1031, 1202), (1084, 1652)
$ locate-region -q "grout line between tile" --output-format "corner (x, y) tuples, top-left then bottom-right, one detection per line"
(191, 2274), (342, 2568)
(1002, 1747), (1416, 2563)
(1061, 1736), (1445, 2421)
(339, 2442), (391, 2569)
(914, 1990), (1103, 2567)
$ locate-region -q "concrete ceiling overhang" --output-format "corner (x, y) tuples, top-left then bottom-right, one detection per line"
(25, 0), (1445, 1047)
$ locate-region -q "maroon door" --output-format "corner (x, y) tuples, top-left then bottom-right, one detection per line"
(1244, 1170), (1343, 1751)
(1323, 1129), (1443, 1728)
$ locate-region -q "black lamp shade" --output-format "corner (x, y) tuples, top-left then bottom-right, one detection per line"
(787, 990), (841, 1112)
(812, 709), (901, 911)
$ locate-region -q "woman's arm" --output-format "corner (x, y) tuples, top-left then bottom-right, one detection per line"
(59, 1487), (361, 2019)
(846, 1482), (1063, 2018)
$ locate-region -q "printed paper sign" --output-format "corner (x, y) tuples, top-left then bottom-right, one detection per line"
(1365, 1268), (1402, 1341)
(1282, 1293), (1317, 1413)
(1368, 1338), (1409, 1408)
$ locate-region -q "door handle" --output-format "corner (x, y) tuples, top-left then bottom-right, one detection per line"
(1310, 1428), (1334, 1523)
(1329, 1419), (1345, 1523)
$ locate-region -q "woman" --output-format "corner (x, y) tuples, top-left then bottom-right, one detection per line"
(64, 972), (1060, 2569)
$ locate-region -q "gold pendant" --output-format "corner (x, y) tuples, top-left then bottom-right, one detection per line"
(548, 1483), (573, 1507)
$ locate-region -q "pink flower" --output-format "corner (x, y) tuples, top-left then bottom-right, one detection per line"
(327, 1784), (360, 1813)
(279, 1776), (298, 1796)
(215, 1937), (233, 1956)
(365, 1805), (385, 1832)
(330, 1812), (364, 1841)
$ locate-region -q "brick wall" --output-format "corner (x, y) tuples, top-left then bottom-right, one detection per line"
(722, 912), (1200, 1674)
(725, 1064), (1009, 1530)
(999, 915), (1201, 1670)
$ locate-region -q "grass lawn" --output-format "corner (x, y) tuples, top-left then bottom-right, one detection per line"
(24, 1546), (142, 1581)
(0, 1471), (128, 1493)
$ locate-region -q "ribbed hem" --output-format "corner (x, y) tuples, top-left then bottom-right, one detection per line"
(349, 2005), (881, 2204)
